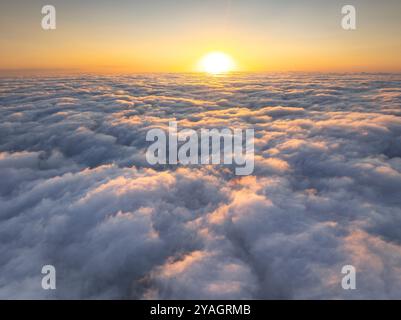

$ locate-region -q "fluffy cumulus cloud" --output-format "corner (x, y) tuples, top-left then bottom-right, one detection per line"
(0, 73), (401, 299)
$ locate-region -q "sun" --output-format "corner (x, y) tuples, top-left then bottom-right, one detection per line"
(198, 52), (236, 75)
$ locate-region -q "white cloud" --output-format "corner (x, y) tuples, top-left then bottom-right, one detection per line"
(0, 73), (401, 299)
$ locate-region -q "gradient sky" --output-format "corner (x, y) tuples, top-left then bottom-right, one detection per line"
(1, 0), (401, 73)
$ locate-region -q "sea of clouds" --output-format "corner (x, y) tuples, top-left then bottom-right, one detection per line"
(0, 73), (401, 299)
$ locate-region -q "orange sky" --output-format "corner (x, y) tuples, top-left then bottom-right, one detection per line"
(1, 0), (401, 73)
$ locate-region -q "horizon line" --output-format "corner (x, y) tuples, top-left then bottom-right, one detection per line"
(1, 69), (401, 77)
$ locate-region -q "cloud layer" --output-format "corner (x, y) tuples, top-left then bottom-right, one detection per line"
(0, 73), (401, 299)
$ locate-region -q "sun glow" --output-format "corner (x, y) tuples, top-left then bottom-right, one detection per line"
(198, 52), (236, 74)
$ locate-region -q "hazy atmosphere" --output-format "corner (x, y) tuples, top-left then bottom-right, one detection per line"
(1, 0), (401, 73)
